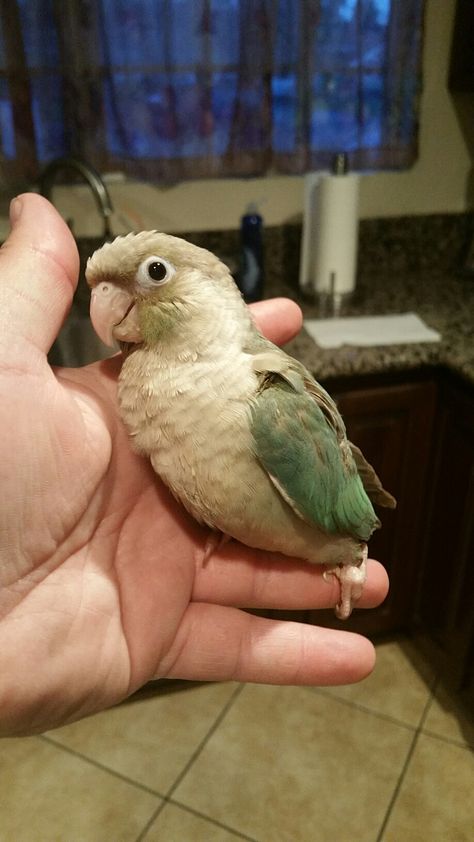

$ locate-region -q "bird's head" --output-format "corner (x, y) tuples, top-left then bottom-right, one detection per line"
(86, 231), (244, 349)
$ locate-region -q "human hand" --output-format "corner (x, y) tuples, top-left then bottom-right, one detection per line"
(0, 194), (388, 737)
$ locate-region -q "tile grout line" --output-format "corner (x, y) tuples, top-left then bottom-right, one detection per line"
(134, 683), (246, 842)
(421, 727), (474, 753)
(134, 796), (258, 842)
(133, 796), (167, 840)
(39, 734), (166, 800)
(308, 685), (421, 734)
(167, 797), (260, 841)
(166, 682), (246, 798)
(374, 677), (439, 842)
(312, 678), (474, 751)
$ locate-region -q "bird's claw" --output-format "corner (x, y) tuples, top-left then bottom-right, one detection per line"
(324, 547), (368, 619)
(201, 531), (231, 565)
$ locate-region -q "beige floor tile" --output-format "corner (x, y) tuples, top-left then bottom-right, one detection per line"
(319, 638), (435, 727)
(0, 736), (159, 842)
(146, 802), (246, 841)
(174, 683), (413, 842)
(423, 685), (474, 748)
(47, 682), (238, 793)
(382, 733), (474, 842)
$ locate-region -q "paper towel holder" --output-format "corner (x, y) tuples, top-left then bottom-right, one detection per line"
(332, 152), (349, 176)
(299, 153), (359, 315)
(314, 271), (354, 318)
(313, 152), (359, 317)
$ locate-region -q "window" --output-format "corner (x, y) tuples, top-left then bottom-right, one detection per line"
(0, 0), (424, 184)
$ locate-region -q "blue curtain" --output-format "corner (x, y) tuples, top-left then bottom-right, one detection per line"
(0, 0), (424, 185)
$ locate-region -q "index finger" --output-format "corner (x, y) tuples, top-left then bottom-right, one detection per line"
(193, 546), (389, 611)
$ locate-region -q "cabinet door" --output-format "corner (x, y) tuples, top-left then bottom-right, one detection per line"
(417, 379), (474, 690)
(307, 379), (436, 637)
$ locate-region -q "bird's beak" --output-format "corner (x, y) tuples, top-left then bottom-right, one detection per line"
(90, 281), (143, 347)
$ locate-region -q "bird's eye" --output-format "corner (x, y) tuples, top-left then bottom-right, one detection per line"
(136, 256), (175, 288)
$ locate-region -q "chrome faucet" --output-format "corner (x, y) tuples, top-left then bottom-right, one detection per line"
(38, 156), (114, 240)
(39, 157), (116, 366)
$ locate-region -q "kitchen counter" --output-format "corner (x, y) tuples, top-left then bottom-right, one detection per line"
(267, 269), (474, 387)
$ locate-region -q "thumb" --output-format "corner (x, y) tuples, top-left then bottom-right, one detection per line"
(0, 193), (79, 357)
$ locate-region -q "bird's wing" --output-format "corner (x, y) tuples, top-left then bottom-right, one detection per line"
(249, 347), (382, 541)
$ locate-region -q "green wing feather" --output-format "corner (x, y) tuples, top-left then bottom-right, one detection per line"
(249, 350), (381, 541)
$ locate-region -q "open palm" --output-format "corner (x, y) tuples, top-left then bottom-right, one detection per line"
(0, 195), (388, 737)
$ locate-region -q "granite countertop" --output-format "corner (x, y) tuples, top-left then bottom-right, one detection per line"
(267, 270), (474, 387)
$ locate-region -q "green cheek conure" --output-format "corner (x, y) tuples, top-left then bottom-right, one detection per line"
(87, 232), (396, 619)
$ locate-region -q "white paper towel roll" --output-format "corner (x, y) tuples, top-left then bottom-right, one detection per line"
(312, 173), (359, 296)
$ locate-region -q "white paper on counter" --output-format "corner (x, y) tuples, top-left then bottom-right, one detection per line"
(304, 312), (441, 350)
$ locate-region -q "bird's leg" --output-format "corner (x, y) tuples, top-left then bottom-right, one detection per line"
(201, 531), (231, 565)
(324, 545), (368, 620)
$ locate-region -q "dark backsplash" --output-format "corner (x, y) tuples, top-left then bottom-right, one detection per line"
(357, 212), (474, 275)
(30, 210), (473, 316)
(179, 211), (474, 293)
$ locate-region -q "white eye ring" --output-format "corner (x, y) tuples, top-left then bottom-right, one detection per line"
(136, 255), (175, 288)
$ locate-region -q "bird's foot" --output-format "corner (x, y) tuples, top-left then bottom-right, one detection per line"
(201, 531), (231, 565)
(323, 547), (368, 619)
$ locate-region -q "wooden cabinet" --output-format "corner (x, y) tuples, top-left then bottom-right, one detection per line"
(449, 0), (474, 92)
(305, 369), (474, 695)
(416, 376), (474, 692)
(306, 375), (437, 637)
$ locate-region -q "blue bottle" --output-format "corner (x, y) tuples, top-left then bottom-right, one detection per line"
(237, 203), (264, 303)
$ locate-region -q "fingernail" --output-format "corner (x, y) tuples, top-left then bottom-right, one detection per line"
(9, 197), (23, 225)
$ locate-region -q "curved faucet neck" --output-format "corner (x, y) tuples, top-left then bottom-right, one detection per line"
(39, 156), (114, 240)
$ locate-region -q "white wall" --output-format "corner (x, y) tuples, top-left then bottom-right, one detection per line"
(5, 0), (470, 239)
